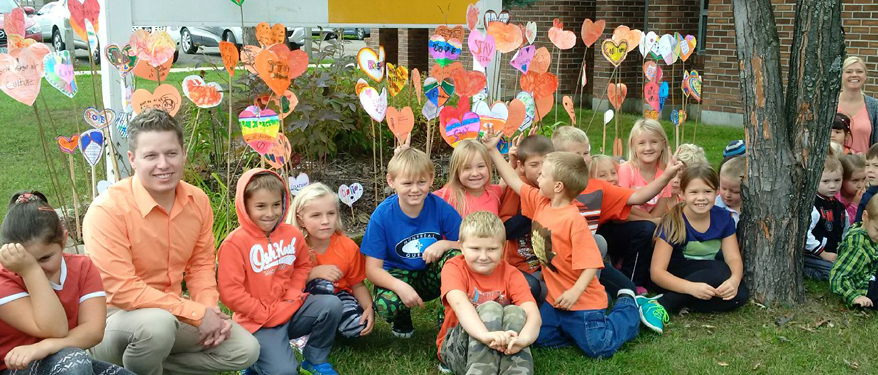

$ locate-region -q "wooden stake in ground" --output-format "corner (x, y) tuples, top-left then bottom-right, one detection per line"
(370, 118), (378, 208)
(85, 39), (122, 181)
(66, 154), (81, 240)
(586, 67), (617, 132)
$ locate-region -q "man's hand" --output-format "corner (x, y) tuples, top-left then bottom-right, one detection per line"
(198, 306), (229, 348)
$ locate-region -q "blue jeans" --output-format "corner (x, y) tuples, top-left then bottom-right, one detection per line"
(534, 297), (640, 358)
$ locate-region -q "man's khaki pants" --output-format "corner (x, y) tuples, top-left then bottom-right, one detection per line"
(91, 308), (260, 375)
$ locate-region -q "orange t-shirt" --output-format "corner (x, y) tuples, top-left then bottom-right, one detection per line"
(436, 255), (535, 359)
(520, 184), (607, 311)
(499, 188), (540, 274)
(434, 184), (503, 217)
(311, 233), (366, 293)
(573, 179), (635, 234)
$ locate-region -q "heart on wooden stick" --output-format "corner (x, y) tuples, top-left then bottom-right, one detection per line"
(0, 49), (41, 106)
(239, 105), (280, 155)
(563, 96), (576, 124)
(607, 83), (627, 111)
(289, 173), (310, 196)
(357, 46), (385, 82)
(487, 21), (522, 54)
(262, 132), (291, 170)
(182, 75), (224, 108)
(78, 129), (104, 167)
(580, 19), (605, 48)
(386, 63), (409, 97)
(601, 39), (628, 67)
(504, 99), (527, 137)
(219, 41), (239, 76)
(56, 135), (79, 154)
(83, 107), (116, 129)
(132, 84), (181, 116)
(256, 23), (287, 47)
(256, 49), (292, 96)
(451, 69), (487, 98)
(338, 183), (364, 208)
(411, 68), (422, 104)
(386, 106), (415, 142)
(548, 19), (576, 50)
(644, 81), (660, 112)
(473, 101), (509, 136)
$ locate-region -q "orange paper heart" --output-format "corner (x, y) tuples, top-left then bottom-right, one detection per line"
(613, 27), (641, 52)
(504, 99), (526, 137)
(256, 49), (292, 96)
(530, 47), (551, 74)
(607, 83), (627, 111)
(451, 69), (486, 98)
(430, 61), (464, 82)
(581, 19), (605, 48)
(132, 84), (182, 116)
(548, 19), (576, 50)
(256, 23), (287, 47)
(434, 25), (465, 43)
(535, 95), (553, 121)
(0, 48), (41, 106)
(386, 106), (415, 142)
(56, 134), (79, 154)
(287, 49), (308, 80)
(487, 21), (523, 54)
(563, 96), (576, 124)
(241, 45), (261, 75)
(219, 41), (239, 77)
(133, 56), (171, 81)
(613, 137), (623, 157)
(412, 68), (422, 104)
(520, 71), (558, 99)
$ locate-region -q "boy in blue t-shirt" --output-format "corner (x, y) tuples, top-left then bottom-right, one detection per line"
(361, 147), (462, 338)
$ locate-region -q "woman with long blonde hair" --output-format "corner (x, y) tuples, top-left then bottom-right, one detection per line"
(837, 56), (878, 154)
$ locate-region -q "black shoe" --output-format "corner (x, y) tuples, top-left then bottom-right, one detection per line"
(392, 310), (414, 338)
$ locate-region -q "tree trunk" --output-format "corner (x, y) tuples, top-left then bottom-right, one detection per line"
(732, 0), (844, 305)
(242, 27), (258, 46)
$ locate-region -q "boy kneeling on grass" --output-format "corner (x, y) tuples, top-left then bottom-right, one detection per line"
(831, 197), (878, 310)
(437, 211), (541, 374)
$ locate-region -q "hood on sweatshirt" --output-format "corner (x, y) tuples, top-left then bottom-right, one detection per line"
(235, 168), (291, 239)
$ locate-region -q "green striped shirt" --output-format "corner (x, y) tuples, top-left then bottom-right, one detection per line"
(830, 223), (878, 306)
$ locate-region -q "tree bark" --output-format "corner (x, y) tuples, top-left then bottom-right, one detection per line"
(732, 0), (844, 304)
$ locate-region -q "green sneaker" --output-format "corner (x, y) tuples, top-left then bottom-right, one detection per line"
(635, 295), (668, 334)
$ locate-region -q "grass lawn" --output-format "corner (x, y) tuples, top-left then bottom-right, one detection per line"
(4, 70), (875, 375)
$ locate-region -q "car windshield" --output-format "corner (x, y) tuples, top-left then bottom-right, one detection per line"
(0, 0), (19, 14)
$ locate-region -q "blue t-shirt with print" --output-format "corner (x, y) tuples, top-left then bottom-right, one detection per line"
(360, 194), (462, 271)
(659, 206), (737, 261)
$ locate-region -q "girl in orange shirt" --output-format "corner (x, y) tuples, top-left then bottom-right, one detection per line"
(291, 183), (374, 338)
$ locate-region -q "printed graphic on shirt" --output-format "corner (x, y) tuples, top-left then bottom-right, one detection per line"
(517, 234), (540, 270)
(470, 287), (509, 306)
(531, 221), (556, 272)
(395, 232), (443, 259)
(250, 238), (299, 274)
(683, 239), (722, 260)
(575, 190), (604, 233)
(819, 206), (836, 232)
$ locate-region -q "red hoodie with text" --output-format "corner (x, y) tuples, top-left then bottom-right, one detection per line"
(218, 168), (312, 333)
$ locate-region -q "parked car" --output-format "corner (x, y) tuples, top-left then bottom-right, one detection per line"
(313, 27), (369, 40)
(0, 0), (42, 50)
(179, 26), (307, 53)
(33, 0), (179, 62)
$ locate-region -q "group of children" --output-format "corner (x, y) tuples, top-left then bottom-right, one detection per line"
(9, 112), (876, 375)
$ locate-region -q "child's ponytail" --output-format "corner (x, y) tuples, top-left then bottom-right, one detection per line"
(657, 201), (688, 245)
(1, 191), (65, 246)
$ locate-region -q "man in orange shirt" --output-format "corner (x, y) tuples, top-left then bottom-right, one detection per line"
(83, 110), (259, 375)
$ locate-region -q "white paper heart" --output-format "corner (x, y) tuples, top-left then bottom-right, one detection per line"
(515, 91), (536, 132)
(358, 87), (388, 122)
(97, 180), (112, 194)
(357, 46), (386, 82)
(288, 173), (310, 196)
(639, 31), (658, 58)
(422, 100), (441, 121)
(83, 107), (116, 129)
(525, 21), (537, 45)
(658, 34), (677, 65)
(473, 101), (509, 121)
(603, 109), (614, 125)
(338, 183), (364, 208)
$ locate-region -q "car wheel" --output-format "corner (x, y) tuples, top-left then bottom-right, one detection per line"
(92, 45), (101, 64)
(223, 31), (242, 50)
(356, 28), (366, 40)
(52, 28), (65, 51)
(180, 27), (197, 54)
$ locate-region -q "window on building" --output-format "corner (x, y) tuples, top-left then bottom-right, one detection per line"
(698, 0), (709, 54)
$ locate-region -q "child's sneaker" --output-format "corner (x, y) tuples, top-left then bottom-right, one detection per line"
(301, 360), (338, 375)
(392, 310), (414, 338)
(635, 286), (648, 296)
(635, 295), (668, 334)
(438, 363), (452, 374)
(239, 368), (257, 375)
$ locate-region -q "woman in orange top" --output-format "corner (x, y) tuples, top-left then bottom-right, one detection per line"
(837, 56), (878, 154)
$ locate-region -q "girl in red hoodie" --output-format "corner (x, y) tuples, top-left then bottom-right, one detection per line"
(218, 169), (342, 375)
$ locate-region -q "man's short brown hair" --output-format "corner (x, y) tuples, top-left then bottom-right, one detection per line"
(128, 109), (184, 154)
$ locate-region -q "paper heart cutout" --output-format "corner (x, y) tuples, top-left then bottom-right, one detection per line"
(440, 111), (480, 148)
(473, 101), (509, 135)
(289, 173), (310, 196)
(0, 49), (41, 106)
(262, 133), (291, 169)
(659, 34), (678, 65)
(43, 51), (77, 98)
(548, 19), (576, 50)
(407, 68), (420, 100)
(357, 46), (385, 82)
(643, 61), (662, 83)
(466, 4), (479, 31)
(131, 84), (181, 116)
(535, 95), (553, 121)
(607, 83), (627, 111)
(4, 7), (24, 37)
(680, 35), (697, 62)
(239, 105), (280, 155)
(429, 35), (462, 67)
(435, 25), (465, 44)
(644, 81), (660, 112)
(504, 99), (527, 137)
(355, 78), (369, 97)
(603, 109), (614, 125)
(658, 82), (669, 111)
(520, 71), (558, 99)
(56, 135), (79, 154)
(451, 69), (486, 98)
(581, 64), (588, 88)
(688, 71), (703, 102)
(468, 29), (496, 68)
(510, 45), (535, 74)
(613, 138), (623, 157)
(338, 183), (364, 208)
(240, 45), (261, 75)
(85, 20), (98, 55)
(83, 107), (116, 129)
(256, 23), (287, 47)
(430, 61), (464, 82)
(612, 27), (641, 52)
(219, 41), (239, 77)
(386, 106), (415, 142)
(640, 31), (659, 59)
(256, 49), (292, 96)
(484, 10), (510, 25)
(530, 47), (551, 74)
(182, 75), (224, 108)
(515, 92), (536, 132)
(601, 39), (628, 67)
(230, 0), (245, 5)
(130, 30), (175, 68)
(424, 77), (455, 107)
(525, 22), (537, 45)
(68, 0), (100, 41)
(580, 20), (603, 49)
(359, 86), (388, 122)
(439, 99), (471, 128)
(644, 109), (660, 120)
(487, 21), (522, 54)
(563, 96), (576, 124)
(288, 49), (308, 80)
(671, 109), (688, 126)
(78, 129), (104, 167)
(133, 55), (171, 81)
(422, 100), (441, 121)
(385, 63), (409, 98)
(105, 44), (138, 74)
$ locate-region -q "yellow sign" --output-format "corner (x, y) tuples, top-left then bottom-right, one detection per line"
(327, 0), (476, 25)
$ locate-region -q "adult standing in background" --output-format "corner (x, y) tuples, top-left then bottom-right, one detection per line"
(838, 56), (878, 154)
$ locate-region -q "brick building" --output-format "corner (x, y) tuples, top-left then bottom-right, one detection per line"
(366, 0), (876, 126)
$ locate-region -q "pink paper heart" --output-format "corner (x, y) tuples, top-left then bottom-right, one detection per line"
(643, 61), (662, 83)
(467, 29), (496, 68)
(510, 45), (535, 74)
(239, 105), (280, 155)
(0, 49), (41, 106)
(441, 111), (481, 148)
(644, 81), (660, 112)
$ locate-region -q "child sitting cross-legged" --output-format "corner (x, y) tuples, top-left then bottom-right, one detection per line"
(831, 197), (878, 309)
(436, 211), (541, 375)
(483, 132), (642, 358)
(805, 155), (850, 280)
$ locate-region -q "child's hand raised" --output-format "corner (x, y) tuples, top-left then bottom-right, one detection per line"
(0, 243), (39, 276)
(393, 133), (412, 155)
(853, 295), (874, 308)
(480, 127), (502, 150)
(665, 149), (684, 177)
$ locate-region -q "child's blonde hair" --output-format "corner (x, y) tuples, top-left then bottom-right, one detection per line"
(388, 147), (435, 180)
(545, 151), (590, 199)
(657, 164), (719, 244)
(444, 140), (494, 216)
(627, 119), (670, 170)
(864, 193), (878, 223)
(552, 126), (589, 151)
(840, 154), (865, 181)
(828, 141), (844, 158)
(459, 211), (506, 243)
(589, 155), (618, 179)
(824, 155), (843, 175)
(675, 143), (708, 167)
(719, 155), (746, 181)
(290, 182), (344, 237)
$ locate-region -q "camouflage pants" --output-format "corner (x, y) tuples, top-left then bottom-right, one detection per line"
(440, 302), (534, 375)
(374, 249), (460, 324)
